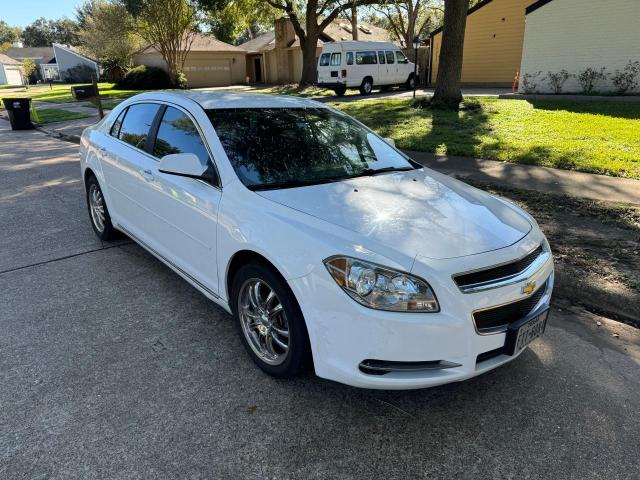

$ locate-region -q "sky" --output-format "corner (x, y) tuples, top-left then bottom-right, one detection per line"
(2, 0), (83, 27)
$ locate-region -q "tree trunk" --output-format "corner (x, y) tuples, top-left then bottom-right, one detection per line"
(432, 0), (468, 110)
(299, 33), (319, 86)
(351, 7), (358, 40)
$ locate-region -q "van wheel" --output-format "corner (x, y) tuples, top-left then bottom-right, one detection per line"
(405, 74), (417, 90)
(334, 85), (346, 97)
(359, 78), (373, 95)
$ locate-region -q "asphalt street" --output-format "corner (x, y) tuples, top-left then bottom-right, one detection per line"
(1, 121), (639, 480)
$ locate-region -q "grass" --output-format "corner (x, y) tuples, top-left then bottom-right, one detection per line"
(1, 82), (145, 104)
(252, 84), (335, 97)
(34, 108), (91, 125)
(336, 97), (640, 179)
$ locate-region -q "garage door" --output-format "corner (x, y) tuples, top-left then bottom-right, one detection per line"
(5, 67), (23, 86)
(184, 59), (232, 88)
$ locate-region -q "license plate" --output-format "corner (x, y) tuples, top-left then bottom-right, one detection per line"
(505, 310), (548, 355)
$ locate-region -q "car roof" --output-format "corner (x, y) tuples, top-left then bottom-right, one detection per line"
(129, 90), (327, 110)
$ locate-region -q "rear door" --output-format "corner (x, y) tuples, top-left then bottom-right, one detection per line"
(317, 52), (332, 84)
(385, 51), (398, 84)
(134, 105), (221, 292)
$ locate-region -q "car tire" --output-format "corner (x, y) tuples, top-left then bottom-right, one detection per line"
(230, 262), (311, 378)
(359, 78), (373, 95)
(86, 174), (119, 241)
(405, 74), (417, 90)
(334, 85), (347, 97)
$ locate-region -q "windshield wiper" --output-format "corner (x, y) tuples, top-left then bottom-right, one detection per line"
(248, 177), (345, 191)
(351, 165), (418, 178)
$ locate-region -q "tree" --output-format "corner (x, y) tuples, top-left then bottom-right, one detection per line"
(198, 0), (278, 45)
(368, 1), (443, 48)
(258, 0), (383, 85)
(76, 0), (141, 80)
(0, 20), (21, 52)
(22, 17), (80, 47)
(121, 0), (199, 84)
(431, 0), (467, 109)
(23, 59), (37, 87)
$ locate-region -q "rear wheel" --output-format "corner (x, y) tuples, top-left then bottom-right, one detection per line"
(86, 175), (118, 241)
(359, 77), (373, 95)
(231, 263), (310, 378)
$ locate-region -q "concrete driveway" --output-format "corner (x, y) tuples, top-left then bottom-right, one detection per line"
(1, 122), (639, 479)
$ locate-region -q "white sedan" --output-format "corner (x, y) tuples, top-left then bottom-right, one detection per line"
(80, 91), (554, 389)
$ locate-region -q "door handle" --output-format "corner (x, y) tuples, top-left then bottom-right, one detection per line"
(141, 168), (154, 182)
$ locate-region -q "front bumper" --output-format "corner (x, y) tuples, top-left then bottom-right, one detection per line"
(288, 232), (554, 390)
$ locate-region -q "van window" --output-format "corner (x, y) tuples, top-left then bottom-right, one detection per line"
(346, 52), (353, 65)
(330, 52), (341, 66)
(319, 53), (330, 66)
(355, 51), (377, 65)
(385, 51), (395, 64)
(377, 51), (386, 64)
(395, 51), (409, 64)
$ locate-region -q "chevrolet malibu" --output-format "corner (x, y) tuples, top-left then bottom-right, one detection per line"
(80, 91), (554, 389)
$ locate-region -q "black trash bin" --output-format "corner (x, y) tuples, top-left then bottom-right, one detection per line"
(2, 98), (34, 130)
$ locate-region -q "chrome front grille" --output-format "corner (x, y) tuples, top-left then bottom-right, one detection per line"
(453, 244), (548, 294)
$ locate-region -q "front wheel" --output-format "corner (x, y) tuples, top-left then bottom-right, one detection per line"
(405, 74), (417, 90)
(231, 263), (310, 378)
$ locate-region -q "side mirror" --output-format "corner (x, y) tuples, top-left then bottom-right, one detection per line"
(158, 153), (212, 183)
(384, 137), (396, 147)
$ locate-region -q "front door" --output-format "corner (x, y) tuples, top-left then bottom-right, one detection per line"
(254, 57), (262, 82)
(135, 105), (221, 294)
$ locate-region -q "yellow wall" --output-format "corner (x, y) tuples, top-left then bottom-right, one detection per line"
(431, 0), (532, 85)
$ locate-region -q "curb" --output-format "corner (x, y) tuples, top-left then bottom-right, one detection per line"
(35, 125), (81, 144)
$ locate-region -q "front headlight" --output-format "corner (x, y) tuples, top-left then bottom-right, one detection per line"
(324, 256), (439, 312)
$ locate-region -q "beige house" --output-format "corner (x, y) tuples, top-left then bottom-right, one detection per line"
(0, 53), (24, 85)
(240, 18), (393, 84)
(519, 0), (640, 93)
(430, 0), (535, 86)
(133, 34), (246, 88)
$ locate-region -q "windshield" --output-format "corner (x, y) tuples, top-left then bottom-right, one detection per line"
(206, 107), (418, 190)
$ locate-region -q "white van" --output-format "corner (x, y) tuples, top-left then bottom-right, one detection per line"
(317, 41), (417, 96)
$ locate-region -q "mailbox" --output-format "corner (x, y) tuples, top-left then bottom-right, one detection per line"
(71, 84), (98, 100)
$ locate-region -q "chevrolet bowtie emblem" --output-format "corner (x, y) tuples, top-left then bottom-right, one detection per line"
(521, 281), (536, 295)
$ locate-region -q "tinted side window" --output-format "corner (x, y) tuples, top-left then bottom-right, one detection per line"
(378, 51), (386, 64)
(330, 52), (341, 66)
(153, 107), (210, 167)
(118, 103), (160, 150)
(346, 52), (353, 65)
(395, 51), (409, 64)
(110, 108), (127, 137)
(356, 51), (377, 65)
(319, 53), (330, 66)
(385, 51), (395, 64)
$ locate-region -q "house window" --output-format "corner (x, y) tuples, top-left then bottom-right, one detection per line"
(330, 53), (341, 66)
(355, 51), (377, 65)
(319, 53), (330, 66)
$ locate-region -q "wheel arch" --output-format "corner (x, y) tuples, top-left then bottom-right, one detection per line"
(225, 249), (285, 304)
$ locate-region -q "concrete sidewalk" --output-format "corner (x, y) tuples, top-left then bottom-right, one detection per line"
(408, 151), (640, 206)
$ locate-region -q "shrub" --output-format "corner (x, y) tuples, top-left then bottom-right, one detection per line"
(63, 64), (97, 83)
(546, 70), (572, 94)
(176, 71), (188, 89)
(611, 60), (640, 94)
(116, 65), (173, 90)
(577, 67), (607, 95)
(520, 71), (542, 94)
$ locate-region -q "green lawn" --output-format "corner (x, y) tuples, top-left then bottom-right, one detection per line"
(34, 108), (91, 124)
(251, 84), (334, 97)
(1, 82), (145, 104)
(336, 98), (640, 179)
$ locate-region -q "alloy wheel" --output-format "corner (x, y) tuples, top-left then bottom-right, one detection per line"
(238, 278), (290, 365)
(89, 183), (106, 233)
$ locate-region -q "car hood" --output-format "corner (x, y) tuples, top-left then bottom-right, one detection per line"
(257, 168), (532, 260)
